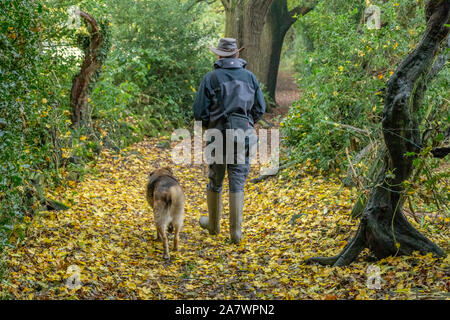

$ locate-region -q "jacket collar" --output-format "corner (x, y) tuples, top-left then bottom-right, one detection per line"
(214, 58), (247, 69)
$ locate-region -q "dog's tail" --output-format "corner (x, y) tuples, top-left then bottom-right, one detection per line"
(160, 190), (174, 233)
(161, 190), (172, 207)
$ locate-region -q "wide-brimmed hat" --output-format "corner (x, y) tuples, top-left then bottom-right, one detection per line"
(209, 38), (244, 57)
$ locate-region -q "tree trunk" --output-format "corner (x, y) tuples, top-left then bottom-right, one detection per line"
(258, 0), (291, 98)
(222, 0), (315, 99)
(242, 0), (274, 73)
(224, 1), (244, 44)
(306, 0), (448, 267)
(258, 1), (315, 98)
(70, 10), (103, 128)
(222, 0), (273, 73)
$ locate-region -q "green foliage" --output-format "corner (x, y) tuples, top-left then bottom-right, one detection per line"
(0, 0), (217, 247)
(0, 0), (49, 245)
(282, 0), (448, 171)
(90, 0), (217, 145)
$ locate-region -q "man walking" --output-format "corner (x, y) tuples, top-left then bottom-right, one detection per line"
(193, 38), (266, 244)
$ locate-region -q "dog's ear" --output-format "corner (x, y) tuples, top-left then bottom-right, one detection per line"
(163, 167), (173, 174)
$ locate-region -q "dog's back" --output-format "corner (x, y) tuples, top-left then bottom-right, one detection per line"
(151, 176), (185, 226)
(146, 168), (185, 260)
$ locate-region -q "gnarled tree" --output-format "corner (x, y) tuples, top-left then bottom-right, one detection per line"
(306, 0), (448, 267)
(70, 10), (106, 128)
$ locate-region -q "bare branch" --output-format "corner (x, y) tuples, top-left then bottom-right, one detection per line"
(320, 120), (371, 136)
(78, 10), (100, 35)
(250, 161), (295, 183)
(288, 5), (314, 19)
(428, 35), (449, 79)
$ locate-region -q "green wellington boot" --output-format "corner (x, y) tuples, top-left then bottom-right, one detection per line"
(229, 192), (244, 244)
(199, 190), (222, 235)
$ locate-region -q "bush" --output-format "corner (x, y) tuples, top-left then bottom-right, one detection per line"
(91, 0), (217, 145)
(0, 0), (52, 244)
(0, 0), (218, 246)
(282, 0), (448, 170)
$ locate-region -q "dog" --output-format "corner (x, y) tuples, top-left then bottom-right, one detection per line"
(146, 167), (185, 260)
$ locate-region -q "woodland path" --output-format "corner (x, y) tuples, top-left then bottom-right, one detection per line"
(1, 71), (448, 300)
(275, 70), (301, 110)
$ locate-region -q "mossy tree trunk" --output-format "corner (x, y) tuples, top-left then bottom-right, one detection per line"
(70, 10), (103, 128)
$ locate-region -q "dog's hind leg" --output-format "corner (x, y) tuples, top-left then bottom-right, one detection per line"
(157, 225), (170, 260)
(170, 198), (184, 252)
(154, 201), (171, 260)
(173, 222), (182, 252)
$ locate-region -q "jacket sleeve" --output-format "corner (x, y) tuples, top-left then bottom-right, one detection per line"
(250, 76), (266, 124)
(193, 73), (213, 127)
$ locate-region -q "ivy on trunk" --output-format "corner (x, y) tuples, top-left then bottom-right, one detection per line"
(70, 10), (109, 128)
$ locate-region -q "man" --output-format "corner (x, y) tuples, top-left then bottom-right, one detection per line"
(193, 38), (266, 244)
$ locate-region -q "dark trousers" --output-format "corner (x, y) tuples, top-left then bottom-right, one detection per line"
(206, 133), (251, 193)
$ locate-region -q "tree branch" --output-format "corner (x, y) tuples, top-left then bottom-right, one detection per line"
(431, 147), (450, 158)
(287, 1), (317, 24)
(250, 161), (295, 183)
(220, 0), (231, 10)
(78, 10), (100, 36)
(320, 120), (371, 136)
(428, 35), (449, 79)
(288, 5), (314, 19)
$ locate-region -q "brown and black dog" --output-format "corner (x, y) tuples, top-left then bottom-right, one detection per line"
(146, 168), (185, 260)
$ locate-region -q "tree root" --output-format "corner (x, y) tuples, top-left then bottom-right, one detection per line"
(44, 199), (70, 211)
(305, 203), (445, 267)
(304, 255), (340, 266)
(250, 161), (295, 183)
(305, 220), (366, 267)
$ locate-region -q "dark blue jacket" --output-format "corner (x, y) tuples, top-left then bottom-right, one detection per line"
(193, 58), (266, 129)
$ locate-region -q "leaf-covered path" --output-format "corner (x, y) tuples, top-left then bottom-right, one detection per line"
(275, 70), (302, 110)
(1, 134), (449, 299)
(1, 72), (449, 300)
